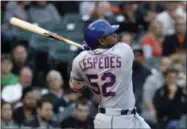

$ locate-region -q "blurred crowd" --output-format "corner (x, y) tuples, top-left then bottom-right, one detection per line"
(1, 1), (187, 129)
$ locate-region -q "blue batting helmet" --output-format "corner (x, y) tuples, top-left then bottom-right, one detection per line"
(84, 19), (119, 49)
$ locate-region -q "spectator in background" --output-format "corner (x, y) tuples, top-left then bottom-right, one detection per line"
(1, 67), (33, 104)
(1, 102), (18, 128)
(23, 99), (60, 128)
(13, 87), (36, 126)
(153, 68), (186, 129)
(142, 57), (172, 128)
(28, 1), (61, 25)
(3, 1), (30, 22)
(171, 60), (186, 93)
(119, 32), (134, 46)
(42, 70), (69, 114)
(162, 17), (186, 56)
(79, 1), (95, 16)
(11, 44), (28, 75)
(143, 10), (157, 31)
(90, 2), (116, 24)
(156, 2), (184, 35)
(18, 67), (33, 88)
(1, 54), (18, 88)
(170, 52), (186, 72)
(2, 1), (30, 33)
(132, 45), (151, 113)
(61, 97), (94, 129)
(118, 2), (139, 33)
(177, 2), (186, 20)
(141, 20), (164, 59)
(135, 1), (164, 31)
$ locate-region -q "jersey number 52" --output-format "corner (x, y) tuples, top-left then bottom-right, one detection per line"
(86, 72), (116, 97)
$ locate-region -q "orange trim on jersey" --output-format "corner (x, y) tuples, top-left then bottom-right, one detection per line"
(69, 80), (87, 92)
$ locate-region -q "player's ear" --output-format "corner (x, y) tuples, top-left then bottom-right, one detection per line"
(98, 38), (106, 46)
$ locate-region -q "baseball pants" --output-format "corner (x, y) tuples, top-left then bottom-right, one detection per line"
(94, 108), (151, 129)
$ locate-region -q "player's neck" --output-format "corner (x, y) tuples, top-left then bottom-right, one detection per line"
(97, 44), (114, 49)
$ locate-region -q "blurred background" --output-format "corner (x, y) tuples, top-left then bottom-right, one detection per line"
(1, 1), (187, 129)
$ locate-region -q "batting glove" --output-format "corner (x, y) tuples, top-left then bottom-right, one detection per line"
(82, 42), (91, 50)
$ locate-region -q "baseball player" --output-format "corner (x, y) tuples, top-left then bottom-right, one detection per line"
(69, 19), (150, 129)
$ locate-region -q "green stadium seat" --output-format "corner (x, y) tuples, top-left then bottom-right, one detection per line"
(49, 40), (77, 62)
(62, 13), (86, 32)
(63, 13), (82, 24)
(65, 31), (84, 44)
(15, 29), (33, 41)
(29, 34), (52, 52)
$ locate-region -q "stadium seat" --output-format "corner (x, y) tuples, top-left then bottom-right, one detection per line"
(65, 31), (84, 44)
(15, 29), (33, 41)
(29, 34), (52, 53)
(62, 13), (86, 32)
(49, 40), (77, 63)
(63, 13), (82, 24)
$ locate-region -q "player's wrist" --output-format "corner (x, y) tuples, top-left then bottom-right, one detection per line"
(82, 42), (91, 50)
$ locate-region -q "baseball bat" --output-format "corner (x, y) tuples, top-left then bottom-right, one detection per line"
(10, 17), (82, 48)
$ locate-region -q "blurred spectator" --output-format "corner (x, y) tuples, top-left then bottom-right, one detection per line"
(23, 99), (60, 128)
(13, 87), (36, 126)
(1, 54), (18, 87)
(162, 17), (186, 56)
(143, 10), (157, 31)
(91, 1), (110, 19)
(90, 2), (116, 24)
(42, 70), (69, 114)
(141, 20), (164, 59)
(18, 67), (33, 88)
(142, 57), (172, 128)
(119, 32), (134, 46)
(171, 60), (186, 93)
(28, 1), (61, 25)
(169, 53), (186, 73)
(61, 97), (94, 129)
(11, 44), (28, 75)
(2, 1), (30, 33)
(156, 2), (185, 35)
(1, 67), (33, 104)
(1, 102), (18, 128)
(3, 1), (30, 22)
(132, 45), (152, 113)
(117, 2), (139, 33)
(153, 68), (186, 129)
(135, 1), (164, 31)
(176, 2), (186, 20)
(79, 1), (95, 16)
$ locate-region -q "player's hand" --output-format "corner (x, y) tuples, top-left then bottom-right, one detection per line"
(82, 41), (91, 50)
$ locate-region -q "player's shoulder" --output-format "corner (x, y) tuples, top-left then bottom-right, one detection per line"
(113, 42), (133, 54)
(73, 51), (88, 63)
(114, 42), (132, 50)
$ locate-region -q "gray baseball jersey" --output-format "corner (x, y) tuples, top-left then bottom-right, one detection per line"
(70, 43), (135, 109)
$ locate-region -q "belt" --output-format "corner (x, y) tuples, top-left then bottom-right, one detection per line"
(99, 107), (136, 115)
